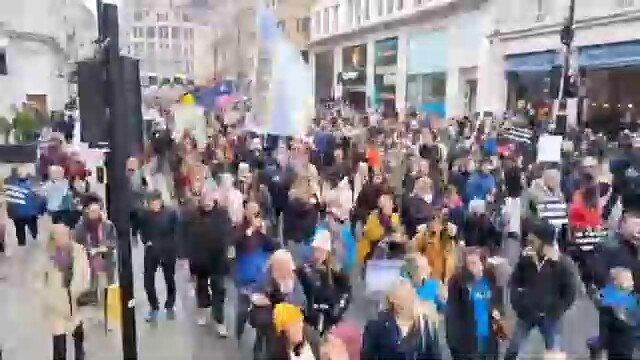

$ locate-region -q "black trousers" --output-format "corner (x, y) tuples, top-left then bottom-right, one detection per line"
(12, 216), (38, 247)
(52, 323), (84, 360)
(192, 264), (225, 324)
(143, 248), (176, 311)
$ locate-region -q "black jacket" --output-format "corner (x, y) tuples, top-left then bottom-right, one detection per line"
(462, 214), (501, 249)
(592, 235), (640, 293)
(446, 269), (503, 358)
(509, 252), (577, 323)
(139, 208), (179, 257)
(361, 310), (442, 360)
(402, 195), (440, 239)
(183, 207), (233, 274)
(283, 198), (319, 243)
(296, 263), (351, 333)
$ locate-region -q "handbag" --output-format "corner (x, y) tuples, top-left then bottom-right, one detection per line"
(491, 315), (513, 341)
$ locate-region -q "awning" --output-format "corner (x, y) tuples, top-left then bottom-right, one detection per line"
(579, 41), (640, 69)
(506, 51), (560, 72)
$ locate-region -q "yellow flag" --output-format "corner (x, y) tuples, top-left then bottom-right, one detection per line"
(182, 93), (195, 106)
(106, 285), (122, 328)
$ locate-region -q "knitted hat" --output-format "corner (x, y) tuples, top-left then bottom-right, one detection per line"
(273, 303), (303, 334)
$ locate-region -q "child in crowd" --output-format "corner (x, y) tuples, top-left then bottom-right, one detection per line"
(589, 267), (640, 359)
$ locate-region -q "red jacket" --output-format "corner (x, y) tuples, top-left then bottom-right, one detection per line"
(569, 192), (603, 231)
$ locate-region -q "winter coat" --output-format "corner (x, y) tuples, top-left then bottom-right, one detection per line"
(283, 198), (319, 244)
(402, 195), (440, 239)
(592, 235), (640, 292)
(234, 222), (280, 287)
(5, 178), (42, 218)
(183, 207), (233, 275)
(357, 211), (402, 264)
(509, 251), (577, 323)
(462, 214), (501, 249)
(411, 228), (457, 284)
(74, 217), (117, 250)
(139, 208), (179, 258)
(361, 309), (442, 360)
(43, 179), (70, 212)
(40, 242), (90, 335)
(446, 269), (503, 358)
(296, 262), (351, 332)
(568, 193), (603, 232)
(464, 172), (495, 204)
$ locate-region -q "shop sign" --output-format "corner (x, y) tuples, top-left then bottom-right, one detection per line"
(337, 70), (366, 85)
(375, 37), (398, 66)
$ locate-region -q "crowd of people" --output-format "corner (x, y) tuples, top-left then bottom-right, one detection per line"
(3, 111), (640, 360)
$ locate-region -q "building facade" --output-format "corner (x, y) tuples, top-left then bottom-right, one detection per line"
(0, 0), (97, 118)
(122, 0), (202, 84)
(211, 0), (313, 81)
(310, 0), (640, 124)
(309, 0), (493, 117)
(490, 0), (640, 130)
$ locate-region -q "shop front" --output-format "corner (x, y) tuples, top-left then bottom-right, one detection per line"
(406, 31), (448, 119)
(579, 41), (640, 134)
(505, 51), (560, 122)
(341, 44), (367, 112)
(374, 37), (398, 116)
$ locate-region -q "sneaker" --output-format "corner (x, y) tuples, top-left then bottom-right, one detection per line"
(196, 309), (208, 326)
(166, 308), (176, 321)
(145, 310), (158, 323)
(215, 322), (228, 338)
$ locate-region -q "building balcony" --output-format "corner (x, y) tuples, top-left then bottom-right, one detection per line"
(309, 0), (458, 43)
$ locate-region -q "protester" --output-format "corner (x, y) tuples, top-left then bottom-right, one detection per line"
(446, 247), (504, 360)
(183, 191), (232, 334)
(296, 229), (351, 334)
(139, 192), (179, 322)
(234, 201), (280, 341)
(268, 303), (321, 360)
(5, 165), (42, 247)
(361, 278), (442, 359)
(504, 220), (577, 359)
(73, 201), (116, 306)
(44, 165), (71, 225)
(43, 224), (90, 360)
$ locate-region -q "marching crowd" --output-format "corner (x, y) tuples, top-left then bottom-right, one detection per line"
(3, 111), (640, 360)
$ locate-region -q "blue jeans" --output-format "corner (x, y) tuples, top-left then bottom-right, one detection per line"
(504, 317), (562, 359)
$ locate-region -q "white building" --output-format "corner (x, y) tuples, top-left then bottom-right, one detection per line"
(0, 0), (97, 118)
(310, 0), (640, 125)
(121, 0), (200, 84)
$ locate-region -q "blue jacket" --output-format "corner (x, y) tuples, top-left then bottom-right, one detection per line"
(465, 173), (495, 204)
(482, 137), (498, 157)
(5, 179), (41, 218)
(415, 279), (446, 312)
(43, 179), (69, 212)
(311, 223), (356, 273)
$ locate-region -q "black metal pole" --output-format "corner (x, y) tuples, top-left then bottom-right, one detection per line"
(558, 0), (576, 109)
(100, 3), (139, 359)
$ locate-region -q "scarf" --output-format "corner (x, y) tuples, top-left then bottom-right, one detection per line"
(52, 246), (74, 288)
(87, 219), (103, 248)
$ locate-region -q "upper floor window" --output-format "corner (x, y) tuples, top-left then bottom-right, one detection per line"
(296, 17), (310, 33)
(313, 11), (321, 34)
(397, 0), (403, 11)
(323, 8), (330, 33)
(133, 43), (144, 57)
(616, 0), (634, 8)
(172, 27), (181, 39)
(332, 6), (339, 32)
(183, 13), (191, 22)
(277, 20), (286, 31)
(363, 0), (370, 21)
(378, 0), (384, 17)
(146, 26), (156, 38)
(159, 26), (169, 39)
(134, 11), (143, 21)
(386, 0), (394, 14)
(133, 27), (144, 38)
(0, 49), (7, 75)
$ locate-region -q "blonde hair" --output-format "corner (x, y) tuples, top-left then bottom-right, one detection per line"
(267, 249), (296, 271)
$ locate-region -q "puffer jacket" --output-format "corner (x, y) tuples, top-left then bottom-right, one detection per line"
(411, 227), (457, 284)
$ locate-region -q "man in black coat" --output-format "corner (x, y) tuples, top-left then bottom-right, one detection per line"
(183, 192), (232, 335)
(139, 192), (179, 323)
(504, 220), (577, 360)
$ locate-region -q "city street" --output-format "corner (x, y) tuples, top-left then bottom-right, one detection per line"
(0, 216), (598, 359)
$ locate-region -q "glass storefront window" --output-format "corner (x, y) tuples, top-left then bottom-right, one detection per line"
(406, 72), (446, 117)
(506, 71), (555, 118)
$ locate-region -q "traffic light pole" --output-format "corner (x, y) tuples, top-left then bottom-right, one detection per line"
(96, 1), (139, 358)
(556, 0), (576, 130)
